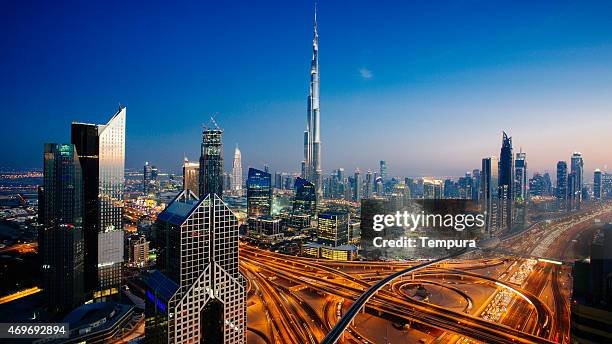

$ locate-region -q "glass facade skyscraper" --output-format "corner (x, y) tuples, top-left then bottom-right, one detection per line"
(594, 169), (602, 199)
(182, 158), (200, 196)
(571, 152), (584, 206)
(71, 106), (125, 298)
(317, 211), (349, 247)
(199, 127), (224, 198)
(481, 156), (499, 235)
(246, 168), (272, 218)
(148, 190), (246, 343)
(293, 177), (316, 214)
(557, 161), (568, 200)
(498, 132), (514, 231)
(39, 143), (85, 313)
(515, 151), (527, 201)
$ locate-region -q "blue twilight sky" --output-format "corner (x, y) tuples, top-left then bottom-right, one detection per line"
(1, 0), (611, 178)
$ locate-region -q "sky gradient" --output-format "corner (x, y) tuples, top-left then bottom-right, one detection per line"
(1, 0), (611, 179)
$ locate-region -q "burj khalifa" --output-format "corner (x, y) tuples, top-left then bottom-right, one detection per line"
(302, 6), (322, 195)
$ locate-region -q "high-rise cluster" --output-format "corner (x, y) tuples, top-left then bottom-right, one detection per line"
(40, 106), (126, 314)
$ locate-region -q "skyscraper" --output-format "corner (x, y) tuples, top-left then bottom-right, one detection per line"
(365, 170), (374, 199)
(182, 158), (200, 196)
(147, 190), (246, 343)
(379, 160), (388, 184)
(498, 132), (514, 231)
(557, 161), (568, 200)
(317, 211), (349, 247)
(594, 169), (603, 199)
(230, 144), (243, 195)
(199, 125), (224, 198)
(246, 168), (272, 218)
(515, 150), (527, 201)
(481, 157), (499, 235)
(571, 152), (584, 206)
(39, 143), (85, 313)
(293, 177), (317, 214)
(302, 6), (322, 195)
(144, 161), (152, 194)
(71, 106), (125, 298)
(353, 169), (362, 201)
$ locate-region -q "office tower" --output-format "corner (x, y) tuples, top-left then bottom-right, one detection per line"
(71, 106), (125, 298)
(423, 178), (443, 199)
(293, 177), (317, 214)
(199, 125), (224, 198)
(302, 6), (322, 195)
(274, 172), (282, 190)
(481, 157), (499, 235)
(556, 161), (568, 200)
(603, 173), (612, 199)
(568, 172), (578, 211)
(353, 169), (362, 201)
(471, 169), (481, 201)
(126, 234), (149, 268)
(515, 150), (527, 201)
(39, 143), (85, 313)
(457, 173), (473, 199)
(151, 165), (158, 181)
(144, 161), (152, 194)
(594, 169), (603, 199)
(379, 160), (388, 184)
(571, 152), (584, 206)
(444, 179), (459, 199)
(529, 173), (547, 196)
(182, 158), (200, 196)
(229, 144), (243, 195)
(147, 190), (246, 343)
(498, 132), (514, 231)
(365, 170), (373, 198)
(246, 168), (272, 218)
(318, 211), (349, 247)
(543, 172), (552, 195)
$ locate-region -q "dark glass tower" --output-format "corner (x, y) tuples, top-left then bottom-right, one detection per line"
(39, 143), (85, 313)
(498, 132), (514, 231)
(556, 161), (568, 200)
(199, 127), (224, 198)
(594, 169), (603, 199)
(246, 168), (272, 218)
(481, 157), (499, 235)
(293, 177), (317, 214)
(71, 106), (125, 298)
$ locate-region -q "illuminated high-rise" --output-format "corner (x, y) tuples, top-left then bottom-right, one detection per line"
(230, 144), (243, 195)
(353, 169), (362, 201)
(182, 157), (200, 196)
(293, 177), (316, 214)
(246, 168), (272, 218)
(71, 106), (125, 298)
(199, 126), (224, 198)
(39, 143), (85, 313)
(515, 150), (527, 201)
(317, 211), (349, 247)
(144, 161), (152, 194)
(302, 6), (322, 195)
(571, 152), (584, 206)
(498, 132), (514, 231)
(147, 190), (246, 343)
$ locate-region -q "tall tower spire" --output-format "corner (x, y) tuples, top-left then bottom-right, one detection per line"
(303, 2), (322, 196)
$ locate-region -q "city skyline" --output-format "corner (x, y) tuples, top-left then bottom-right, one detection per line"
(2, 1), (612, 176)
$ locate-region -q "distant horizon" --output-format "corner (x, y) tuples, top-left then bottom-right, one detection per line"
(1, 1), (611, 177)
